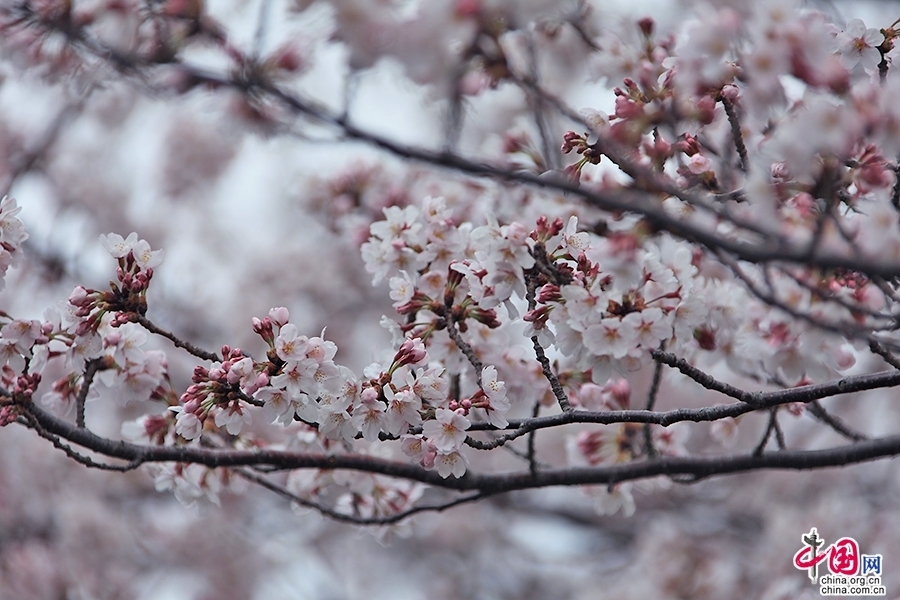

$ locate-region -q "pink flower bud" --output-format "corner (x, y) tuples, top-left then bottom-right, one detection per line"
(687, 153), (712, 175)
(184, 397), (202, 414)
(361, 387), (379, 403)
(192, 366), (209, 382)
(421, 447), (437, 469)
(396, 338), (427, 366)
(536, 284), (561, 303)
(695, 95), (716, 125)
(268, 307), (290, 327)
(68, 286), (90, 307)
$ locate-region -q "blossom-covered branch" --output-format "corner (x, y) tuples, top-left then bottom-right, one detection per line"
(4, 0), (900, 524)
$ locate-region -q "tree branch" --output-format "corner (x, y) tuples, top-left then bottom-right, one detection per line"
(20, 398), (900, 496)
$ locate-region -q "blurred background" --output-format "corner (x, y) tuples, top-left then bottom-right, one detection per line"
(1, 0), (899, 598)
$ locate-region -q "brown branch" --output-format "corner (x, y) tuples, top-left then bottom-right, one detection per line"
(445, 320), (483, 387)
(18, 399), (900, 495)
(531, 335), (572, 412)
(782, 268), (891, 323)
(10, 2), (900, 523)
(774, 412), (786, 449)
(754, 408), (779, 456)
(132, 314), (220, 362)
(75, 359), (105, 428)
(18, 414), (144, 472)
(643, 346), (665, 458)
(806, 400), (868, 442)
(869, 340), (900, 371)
(462, 365), (900, 452)
(650, 349), (759, 405)
(717, 93), (749, 173)
(237, 468), (489, 526)
(527, 400), (540, 478)
(17, 359), (900, 494)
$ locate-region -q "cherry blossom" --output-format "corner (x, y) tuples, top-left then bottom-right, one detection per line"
(214, 402), (252, 436)
(351, 390), (387, 442)
(422, 408), (470, 453)
(274, 323), (309, 362)
(837, 18), (885, 70)
(131, 238), (165, 270)
(317, 394), (356, 442)
(434, 450), (468, 479)
(98, 232), (138, 259)
(384, 385), (423, 435)
(4, 4), (900, 576)
(172, 408), (202, 441)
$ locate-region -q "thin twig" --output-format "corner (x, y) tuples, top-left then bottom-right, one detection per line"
(522, 33), (556, 171)
(132, 314), (220, 362)
(237, 468), (489, 526)
(643, 346), (665, 458)
(806, 400), (868, 442)
(869, 340), (900, 371)
(717, 93), (749, 173)
(531, 335), (572, 411)
(0, 101), (84, 197)
(445, 320), (483, 387)
(781, 268), (891, 323)
(650, 349), (760, 405)
(773, 412), (786, 449)
(527, 400), (541, 478)
(717, 251), (896, 352)
(890, 163), (900, 211)
(19, 414), (144, 472)
(753, 408), (778, 456)
(76, 359), (103, 428)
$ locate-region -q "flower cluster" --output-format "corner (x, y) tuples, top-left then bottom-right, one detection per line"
(130, 294), (513, 488)
(0, 231), (170, 419)
(6, 1), (900, 528)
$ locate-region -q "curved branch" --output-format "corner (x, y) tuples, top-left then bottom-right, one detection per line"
(238, 468), (490, 526)
(19, 379), (900, 495)
(132, 314), (221, 362)
(530, 335), (572, 412)
(718, 93), (749, 173)
(445, 320), (483, 386)
(650, 349), (760, 405)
